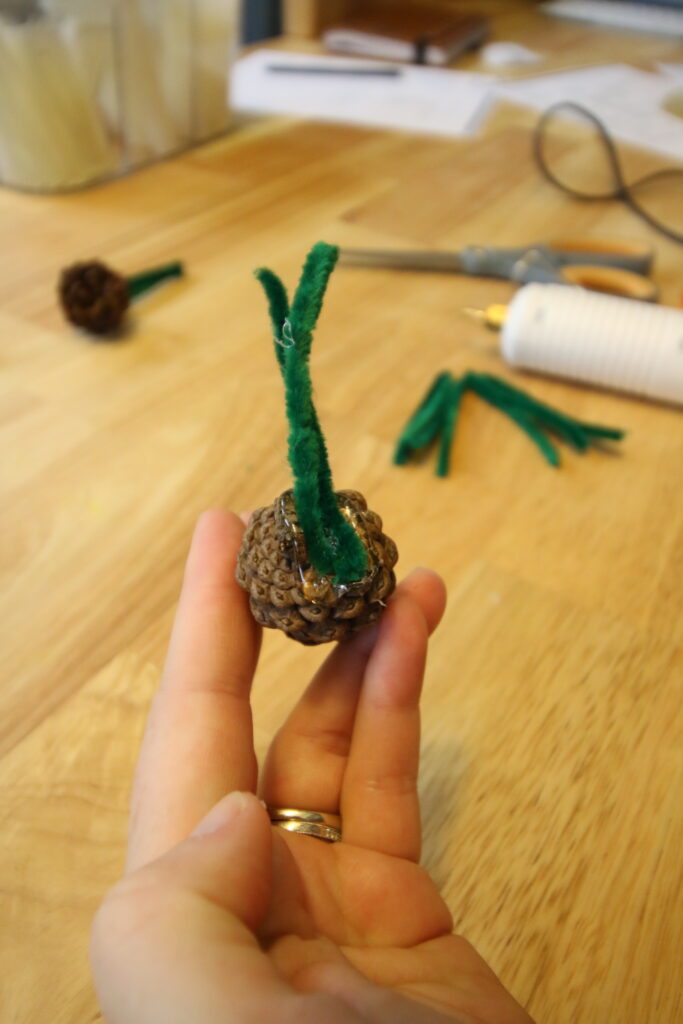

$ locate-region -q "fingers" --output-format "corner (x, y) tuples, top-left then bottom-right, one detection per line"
(259, 569), (446, 815)
(392, 568), (447, 637)
(259, 626), (371, 812)
(299, 961), (463, 1023)
(156, 792), (274, 933)
(127, 510), (262, 872)
(92, 793), (297, 1024)
(341, 591), (430, 862)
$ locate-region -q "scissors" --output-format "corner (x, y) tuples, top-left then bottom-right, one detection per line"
(338, 237), (658, 301)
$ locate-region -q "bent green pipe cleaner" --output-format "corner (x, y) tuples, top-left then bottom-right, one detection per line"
(395, 371), (625, 476)
(254, 242), (367, 583)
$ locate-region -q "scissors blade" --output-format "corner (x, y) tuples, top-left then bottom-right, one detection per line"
(338, 239), (654, 279)
(338, 244), (558, 278)
(338, 247), (465, 273)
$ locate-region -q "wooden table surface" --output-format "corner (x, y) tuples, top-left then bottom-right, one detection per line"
(2, 7), (682, 1023)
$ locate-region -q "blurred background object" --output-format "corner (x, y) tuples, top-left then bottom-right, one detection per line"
(321, 6), (489, 66)
(281, 0), (683, 39)
(0, 0), (242, 193)
(242, 0), (281, 43)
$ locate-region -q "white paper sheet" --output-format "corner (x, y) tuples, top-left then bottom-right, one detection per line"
(231, 49), (494, 138)
(495, 64), (683, 162)
(542, 0), (683, 36)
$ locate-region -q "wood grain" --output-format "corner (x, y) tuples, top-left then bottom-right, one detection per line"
(1, 7), (682, 1024)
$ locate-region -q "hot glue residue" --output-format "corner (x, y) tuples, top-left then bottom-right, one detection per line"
(277, 489), (389, 604)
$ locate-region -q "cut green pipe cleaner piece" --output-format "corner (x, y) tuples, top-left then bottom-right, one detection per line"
(436, 376), (466, 478)
(394, 370), (625, 476)
(126, 261), (184, 301)
(254, 242), (368, 584)
(394, 372), (454, 466)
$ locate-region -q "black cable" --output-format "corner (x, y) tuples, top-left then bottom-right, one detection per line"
(532, 101), (683, 245)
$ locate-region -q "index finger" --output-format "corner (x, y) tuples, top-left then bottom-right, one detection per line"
(127, 509), (261, 871)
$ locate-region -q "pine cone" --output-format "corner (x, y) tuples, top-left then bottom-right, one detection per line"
(58, 260), (129, 334)
(236, 490), (398, 645)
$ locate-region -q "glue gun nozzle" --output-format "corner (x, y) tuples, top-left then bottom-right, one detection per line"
(462, 303), (508, 331)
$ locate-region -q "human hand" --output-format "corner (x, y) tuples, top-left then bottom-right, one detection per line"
(91, 510), (533, 1023)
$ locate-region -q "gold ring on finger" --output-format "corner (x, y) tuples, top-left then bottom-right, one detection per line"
(267, 807), (341, 829)
(272, 819), (342, 843)
(267, 806), (342, 842)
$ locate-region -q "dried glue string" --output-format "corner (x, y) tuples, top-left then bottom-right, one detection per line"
(533, 101), (683, 245)
(394, 371), (625, 477)
(254, 242), (368, 583)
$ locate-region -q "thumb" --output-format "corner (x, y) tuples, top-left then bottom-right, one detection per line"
(183, 790), (273, 929)
(92, 792), (281, 1024)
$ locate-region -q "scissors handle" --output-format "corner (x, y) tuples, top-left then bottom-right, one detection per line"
(505, 250), (658, 301)
(550, 236), (654, 274)
(560, 265), (658, 301)
(459, 237), (653, 278)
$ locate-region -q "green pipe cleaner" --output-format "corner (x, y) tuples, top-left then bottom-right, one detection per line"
(395, 371), (625, 476)
(254, 242), (367, 583)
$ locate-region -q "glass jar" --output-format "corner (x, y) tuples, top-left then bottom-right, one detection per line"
(0, 0), (241, 192)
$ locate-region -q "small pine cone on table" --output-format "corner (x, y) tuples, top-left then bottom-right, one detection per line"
(236, 489), (398, 645)
(58, 260), (129, 334)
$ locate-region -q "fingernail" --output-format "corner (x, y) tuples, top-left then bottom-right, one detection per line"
(192, 791), (251, 837)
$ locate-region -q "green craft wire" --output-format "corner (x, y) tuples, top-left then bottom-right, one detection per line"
(393, 372), (454, 464)
(288, 243), (350, 535)
(126, 261), (184, 301)
(255, 261), (332, 544)
(278, 244), (342, 567)
(472, 373), (625, 446)
(253, 267), (290, 370)
(254, 243), (367, 584)
(471, 371), (626, 456)
(289, 242), (340, 358)
(471, 374), (588, 450)
(499, 407), (561, 466)
(563, 421), (625, 441)
(393, 369), (624, 477)
(467, 375), (560, 466)
(436, 377), (466, 477)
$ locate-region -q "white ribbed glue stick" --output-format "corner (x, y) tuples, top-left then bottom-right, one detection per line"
(501, 284), (683, 406)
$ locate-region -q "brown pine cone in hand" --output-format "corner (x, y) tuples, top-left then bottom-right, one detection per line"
(58, 260), (129, 334)
(236, 489), (398, 645)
